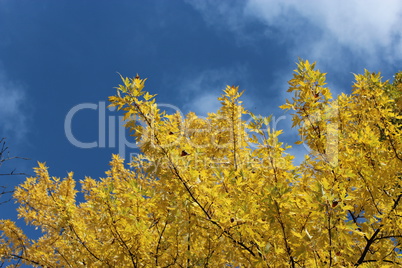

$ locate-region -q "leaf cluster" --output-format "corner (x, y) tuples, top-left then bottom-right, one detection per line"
(1, 62), (402, 267)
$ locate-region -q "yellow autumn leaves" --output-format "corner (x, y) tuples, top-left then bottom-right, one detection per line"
(1, 60), (402, 267)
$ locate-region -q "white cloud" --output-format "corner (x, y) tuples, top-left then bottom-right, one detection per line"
(245, 0), (402, 66)
(188, 0), (402, 69)
(0, 66), (28, 139)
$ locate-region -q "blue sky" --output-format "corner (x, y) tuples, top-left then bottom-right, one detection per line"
(1, 0), (402, 228)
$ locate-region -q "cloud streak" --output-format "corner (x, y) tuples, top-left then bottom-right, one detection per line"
(0, 66), (29, 140)
(176, 65), (253, 116)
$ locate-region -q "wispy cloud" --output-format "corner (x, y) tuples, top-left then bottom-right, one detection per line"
(176, 65), (253, 116)
(245, 0), (402, 67)
(185, 0), (246, 31)
(0, 65), (29, 140)
(188, 0), (402, 70)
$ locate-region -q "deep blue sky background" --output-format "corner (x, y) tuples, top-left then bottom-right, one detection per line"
(1, 0), (402, 241)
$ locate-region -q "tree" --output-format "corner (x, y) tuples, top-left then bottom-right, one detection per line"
(0, 138), (27, 205)
(1, 60), (402, 267)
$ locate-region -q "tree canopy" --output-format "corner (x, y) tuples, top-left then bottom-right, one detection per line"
(1, 60), (402, 267)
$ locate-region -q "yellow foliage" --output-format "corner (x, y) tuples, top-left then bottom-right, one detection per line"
(1, 60), (402, 267)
